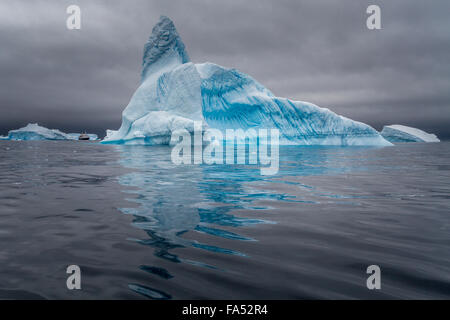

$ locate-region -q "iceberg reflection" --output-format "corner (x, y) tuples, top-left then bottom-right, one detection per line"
(114, 144), (375, 298)
(114, 145), (276, 298)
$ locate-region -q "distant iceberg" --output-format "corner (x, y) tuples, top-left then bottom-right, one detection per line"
(103, 16), (391, 146)
(381, 125), (440, 143)
(2, 123), (97, 141)
(6, 123), (69, 141)
(67, 133), (99, 141)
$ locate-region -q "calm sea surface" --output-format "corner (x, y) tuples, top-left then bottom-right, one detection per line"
(0, 140), (449, 299)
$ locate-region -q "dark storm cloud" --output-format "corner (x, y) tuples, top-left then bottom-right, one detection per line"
(0, 0), (449, 138)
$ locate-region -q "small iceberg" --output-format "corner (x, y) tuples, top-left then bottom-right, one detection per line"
(2, 123), (98, 141)
(380, 125), (440, 143)
(6, 123), (69, 141)
(67, 133), (99, 141)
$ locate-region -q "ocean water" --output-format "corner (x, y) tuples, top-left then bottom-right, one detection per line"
(0, 140), (449, 299)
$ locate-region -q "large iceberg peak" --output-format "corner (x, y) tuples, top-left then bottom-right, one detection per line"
(141, 16), (190, 81)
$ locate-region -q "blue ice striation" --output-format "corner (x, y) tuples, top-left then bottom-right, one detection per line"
(102, 16), (391, 146)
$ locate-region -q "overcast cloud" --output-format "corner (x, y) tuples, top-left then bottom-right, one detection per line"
(0, 0), (449, 138)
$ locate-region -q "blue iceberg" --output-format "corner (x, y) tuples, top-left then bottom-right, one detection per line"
(67, 133), (99, 141)
(381, 125), (440, 143)
(5, 123), (69, 141)
(2, 123), (97, 141)
(103, 16), (391, 146)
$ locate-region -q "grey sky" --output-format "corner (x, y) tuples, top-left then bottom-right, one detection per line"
(0, 0), (449, 138)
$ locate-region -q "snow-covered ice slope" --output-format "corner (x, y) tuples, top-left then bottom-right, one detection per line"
(381, 125), (440, 143)
(103, 16), (391, 146)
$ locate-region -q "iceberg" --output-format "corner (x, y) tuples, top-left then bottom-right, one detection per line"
(67, 133), (99, 141)
(2, 123), (98, 141)
(103, 16), (391, 146)
(381, 125), (440, 143)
